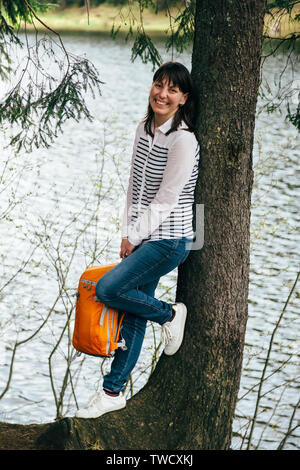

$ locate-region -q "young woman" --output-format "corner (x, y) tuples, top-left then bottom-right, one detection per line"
(75, 61), (200, 419)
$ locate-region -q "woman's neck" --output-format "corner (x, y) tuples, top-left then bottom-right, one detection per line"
(154, 113), (174, 130)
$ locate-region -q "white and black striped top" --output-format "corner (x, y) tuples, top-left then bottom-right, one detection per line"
(122, 117), (200, 246)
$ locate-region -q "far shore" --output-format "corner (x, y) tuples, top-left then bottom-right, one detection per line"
(20, 4), (172, 38)
(19, 4), (300, 40)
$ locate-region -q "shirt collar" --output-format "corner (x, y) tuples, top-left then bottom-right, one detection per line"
(156, 116), (188, 135)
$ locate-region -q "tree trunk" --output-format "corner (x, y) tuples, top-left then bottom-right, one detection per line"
(177, 0), (266, 449)
(36, 0), (266, 450)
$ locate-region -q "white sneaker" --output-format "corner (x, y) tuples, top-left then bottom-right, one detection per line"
(75, 391), (126, 419)
(162, 302), (187, 356)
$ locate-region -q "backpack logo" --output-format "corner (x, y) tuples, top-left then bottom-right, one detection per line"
(80, 278), (96, 290)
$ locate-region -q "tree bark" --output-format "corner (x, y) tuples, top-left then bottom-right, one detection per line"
(177, 0), (266, 449)
(36, 0), (266, 450)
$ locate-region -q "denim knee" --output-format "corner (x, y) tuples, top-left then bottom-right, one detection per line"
(95, 278), (117, 303)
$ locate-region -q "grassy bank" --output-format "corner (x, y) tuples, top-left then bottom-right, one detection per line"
(21, 4), (300, 39)
(21, 4), (174, 37)
(264, 4), (300, 38)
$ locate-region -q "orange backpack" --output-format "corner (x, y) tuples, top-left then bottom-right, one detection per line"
(72, 264), (127, 357)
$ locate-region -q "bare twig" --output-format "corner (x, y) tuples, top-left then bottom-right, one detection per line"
(246, 271), (300, 449)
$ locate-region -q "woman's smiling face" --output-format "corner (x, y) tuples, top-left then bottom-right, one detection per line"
(149, 77), (188, 125)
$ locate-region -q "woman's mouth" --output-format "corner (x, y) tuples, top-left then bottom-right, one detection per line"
(155, 99), (168, 106)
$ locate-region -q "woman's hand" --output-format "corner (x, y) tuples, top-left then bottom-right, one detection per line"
(120, 238), (136, 259)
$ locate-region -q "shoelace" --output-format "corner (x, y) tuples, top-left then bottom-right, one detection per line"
(162, 323), (173, 346)
(84, 392), (101, 409)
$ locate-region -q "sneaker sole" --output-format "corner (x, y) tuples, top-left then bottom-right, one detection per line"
(75, 401), (126, 419)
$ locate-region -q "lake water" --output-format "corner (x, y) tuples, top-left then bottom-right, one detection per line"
(0, 33), (299, 450)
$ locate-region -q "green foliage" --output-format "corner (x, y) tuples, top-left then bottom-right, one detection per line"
(111, 1), (195, 71)
(131, 30), (162, 69)
(165, 0), (195, 54)
(259, 0), (300, 133)
(0, 54), (103, 152)
(0, 0), (56, 23)
(0, 0), (299, 153)
(106, 0), (128, 5)
(0, 0), (29, 25)
(0, 13), (23, 80)
(266, 0), (299, 16)
(0, 0), (104, 152)
(287, 101), (300, 130)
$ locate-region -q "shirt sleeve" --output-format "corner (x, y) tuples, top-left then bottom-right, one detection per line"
(127, 130), (198, 246)
(121, 124), (141, 239)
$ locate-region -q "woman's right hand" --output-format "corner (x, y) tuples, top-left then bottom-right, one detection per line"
(120, 238), (136, 259)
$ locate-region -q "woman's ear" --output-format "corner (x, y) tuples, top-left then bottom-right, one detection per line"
(180, 93), (189, 106)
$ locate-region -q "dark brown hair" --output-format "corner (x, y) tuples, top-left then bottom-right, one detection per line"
(144, 61), (197, 137)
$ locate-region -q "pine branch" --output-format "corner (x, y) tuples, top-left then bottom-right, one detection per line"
(0, 0), (104, 153)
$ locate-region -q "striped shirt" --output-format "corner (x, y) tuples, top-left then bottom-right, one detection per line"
(121, 116), (200, 246)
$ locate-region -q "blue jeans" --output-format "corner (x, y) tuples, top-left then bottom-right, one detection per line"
(95, 237), (192, 394)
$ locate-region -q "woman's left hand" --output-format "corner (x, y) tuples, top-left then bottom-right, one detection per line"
(120, 238), (136, 259)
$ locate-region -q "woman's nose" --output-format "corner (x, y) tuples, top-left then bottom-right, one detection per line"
(158, 86), (168, 98)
